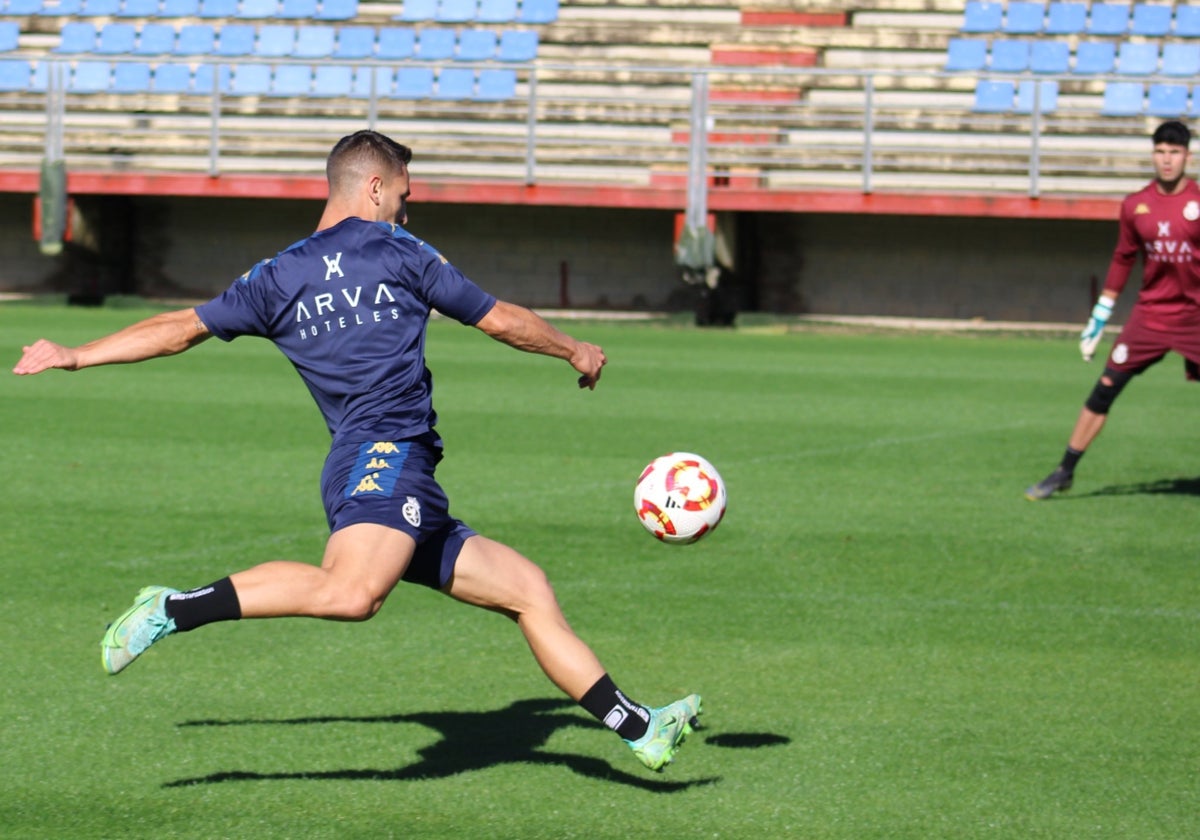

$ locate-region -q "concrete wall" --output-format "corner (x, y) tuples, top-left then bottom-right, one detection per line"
(759, 212), (1124, 324)
(0, 192), (1130, 323)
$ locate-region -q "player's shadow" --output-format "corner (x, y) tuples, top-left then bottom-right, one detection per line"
(165, 697), (718, 792)
(1074, 475), (1200, 498)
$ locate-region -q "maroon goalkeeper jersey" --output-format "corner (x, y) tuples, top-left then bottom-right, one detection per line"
(1104, 178), (1200, 330)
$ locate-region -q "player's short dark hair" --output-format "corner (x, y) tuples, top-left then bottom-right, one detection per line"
(1152, 120), (1191, 148)
(326, 130), (413, 194)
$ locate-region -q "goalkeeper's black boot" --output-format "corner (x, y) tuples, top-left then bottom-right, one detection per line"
(1024, 466), (1073, 501)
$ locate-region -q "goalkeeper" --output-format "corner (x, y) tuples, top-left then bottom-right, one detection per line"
(1027, 120), (1200, 500)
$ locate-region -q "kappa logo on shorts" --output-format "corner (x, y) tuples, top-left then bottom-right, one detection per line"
(343, 441), (410, 500)
(1113, 343), (1130, 365)
(403, 496), (421, 527)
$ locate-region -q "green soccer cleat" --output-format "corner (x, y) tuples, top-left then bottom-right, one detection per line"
(101, 585), (179, 675)
(1024, 467), (1074, 501)
(625, 693), (703, 772)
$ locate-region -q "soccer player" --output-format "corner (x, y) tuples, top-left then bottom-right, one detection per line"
(12, 130), (701, 772)
(1025, 120), (1200, 500)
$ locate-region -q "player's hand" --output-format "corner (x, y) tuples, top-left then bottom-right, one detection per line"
(571, 341), (606, 390)
(12, 339), (79, 375)
(1079, 295), (1114, 362)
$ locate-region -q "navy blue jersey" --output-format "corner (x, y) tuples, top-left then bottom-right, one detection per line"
(196, 217), (496, 444)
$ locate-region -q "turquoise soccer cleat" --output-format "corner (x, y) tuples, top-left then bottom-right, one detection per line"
(101, 585), (179, 675)
(625, 693), (703, 771)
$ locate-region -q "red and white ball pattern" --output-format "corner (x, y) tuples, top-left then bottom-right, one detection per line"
(634, 452), (727, 544)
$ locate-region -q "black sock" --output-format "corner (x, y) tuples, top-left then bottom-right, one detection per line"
(1061, 446), (1085, 474)
(164, 577), (242, 632)
(579, 674), (651, 741)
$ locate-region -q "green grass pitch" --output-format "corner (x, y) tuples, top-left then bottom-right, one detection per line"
(2, 303), (1198, 839)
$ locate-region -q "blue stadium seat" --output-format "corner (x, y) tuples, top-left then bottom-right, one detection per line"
(516, 0), (556, 24)
(353, 65), (392, 96)
(175, 24), (216, 55)
(96, 23), (138, 54)
(158, 0), (199, 15)
(215, 24), (256, 56)
(271, 63), (310, 95)
(30, 59), (50, 91)
(1044, 1), (1086, 34)
(1176, 6), (1200, 38)
(256, 24), (297, 57)
(314, 0), (355, 18)
(989, 39), (1030, 72)
(516, 0), (552, 23)
(973, 79), (1014, 111)
(1030, 39), (1069, 73)
(238, 0), (278, 18)
(944, 38), (987, 71)
(456, 28), (495, 60)
(278, 0), (316, 17)
(392, 65), (433, 97)
(152, 62), (192, 92)
(416, 27), (455, 60)
(1130, 3), (1171, 37)
(1147, 83), (1188, 116)
(436, 0), (476, 22)
(1087, 2), (1130, 35)
(476, 67), (514, 99)
(397, 0), (436, 21)
(134, 23), (177, 55)
(1073, 40), (1115, 73)
(80, 0), (119, 14)
(0, 60), (32, 91)
(69, 60), (111, 92)
(434, 65), (473, 98)
(333, 26), (375, 58)
(1162, 43), (1200, 77)
(5, 0), (43, 14)
(1117, 41), (1158, 75)
(476, 0), (515, 23)
(112, 61), (151, 91)
(54, 23), (97, 54)
(312, 63), (353, 95)
(39, 0), (82, 16)
(496, 28), (536, 61)
(1101, 81), (1144, 115)
(293, 25), (336, 57)
(230, 62), (271, 94)
(192, 62), (231, 93)
(198, 0), (237, 17)
(1003, 2), (1044, 34)
(1016, 79), (1057, 112)
(0, 22), (19, 52)
(376, 27), (416, 59)
(963, 1), (1002, 32)
(118, 0), (161, 15)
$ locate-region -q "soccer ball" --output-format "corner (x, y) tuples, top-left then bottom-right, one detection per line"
(634, 452), (727, 544)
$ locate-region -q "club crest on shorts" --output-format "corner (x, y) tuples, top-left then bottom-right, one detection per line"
(1113, 343), (1129, 364)
(403, 495), (421, 527)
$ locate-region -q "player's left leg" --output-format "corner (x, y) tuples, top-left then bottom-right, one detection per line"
(445, 534), (702, 771)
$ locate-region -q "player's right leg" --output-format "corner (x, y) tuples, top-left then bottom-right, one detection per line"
(101, 523), (417, 674)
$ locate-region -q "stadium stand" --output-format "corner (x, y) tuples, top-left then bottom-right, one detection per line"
(1, 0), (1198, 206)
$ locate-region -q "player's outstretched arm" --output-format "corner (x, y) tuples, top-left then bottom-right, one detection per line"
(12, 307), (212, 375)
(474, 300), (606, 390)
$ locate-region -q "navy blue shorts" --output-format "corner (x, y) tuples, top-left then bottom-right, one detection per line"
(320, 432), (476, 590)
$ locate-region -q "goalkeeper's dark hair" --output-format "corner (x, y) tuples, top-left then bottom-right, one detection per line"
(326, 130), (413, 196)
(1152, 120), (1191, 148)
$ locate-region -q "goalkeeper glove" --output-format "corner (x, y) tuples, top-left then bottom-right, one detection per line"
(1079, 294), (1115, 362)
